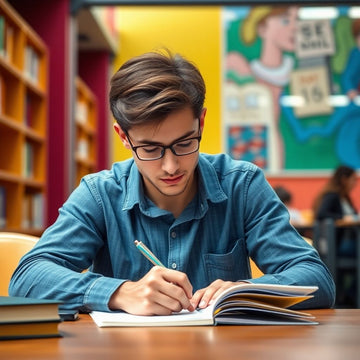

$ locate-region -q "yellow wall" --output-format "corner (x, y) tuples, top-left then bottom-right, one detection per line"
(113, 6), (221, 161)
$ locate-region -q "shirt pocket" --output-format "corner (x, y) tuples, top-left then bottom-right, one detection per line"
(203, 239), (249, 283)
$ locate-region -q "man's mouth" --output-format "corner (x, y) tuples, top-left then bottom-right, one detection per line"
(161, 174), (184, 185)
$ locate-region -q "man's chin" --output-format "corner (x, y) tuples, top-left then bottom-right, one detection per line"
(158, 186), (187, 197)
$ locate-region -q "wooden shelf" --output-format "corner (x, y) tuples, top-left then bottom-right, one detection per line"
(74, 76), (97, 186)
(0, 0), (47, 235)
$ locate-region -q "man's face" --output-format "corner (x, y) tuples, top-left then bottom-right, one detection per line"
(114, 107), (205, 206)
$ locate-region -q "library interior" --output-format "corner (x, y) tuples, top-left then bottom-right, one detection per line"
(0, 0), (360, 355)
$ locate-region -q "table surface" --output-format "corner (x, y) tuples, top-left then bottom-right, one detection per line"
(0, 309), (359, 360)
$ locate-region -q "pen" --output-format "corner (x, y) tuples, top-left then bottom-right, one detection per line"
(134, 240), (165, 268)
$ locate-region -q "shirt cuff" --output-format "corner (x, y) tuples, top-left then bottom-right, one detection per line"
(84, 276), (126, 312)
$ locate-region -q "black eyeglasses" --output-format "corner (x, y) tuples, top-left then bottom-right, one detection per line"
(126, 134), (201, 161)
(125, 119), (201, 161)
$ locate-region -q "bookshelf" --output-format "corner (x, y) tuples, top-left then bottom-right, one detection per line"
(75, 76), (97, 186)
(0, 0), (47, 235)
(6, 0), (117, 226)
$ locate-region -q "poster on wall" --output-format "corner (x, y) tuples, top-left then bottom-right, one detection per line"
(223, 5), (360, 173)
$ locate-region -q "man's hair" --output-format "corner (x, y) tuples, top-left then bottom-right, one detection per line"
(109, 50), (206, 131)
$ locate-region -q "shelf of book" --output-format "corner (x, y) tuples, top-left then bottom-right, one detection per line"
(75, 76), (97, 186)
(0, 0), (47, 236)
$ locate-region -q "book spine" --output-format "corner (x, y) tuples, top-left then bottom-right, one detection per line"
(5, 23), (14, 62)
(22, 192), (44, 229)
(24, 45), (40, 84)
(23, 141), (34, 178)
(0, 186), (6, 229)
(32, 193), (44, 229)
(0, 15), (5, 57)
(0, 73), (3, 114)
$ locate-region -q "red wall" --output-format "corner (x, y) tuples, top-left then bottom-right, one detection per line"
(78, 50), (111, 172)
(267, 175), (360, 211)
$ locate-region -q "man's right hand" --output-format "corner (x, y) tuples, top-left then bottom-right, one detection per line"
(108, 266), (195, 315)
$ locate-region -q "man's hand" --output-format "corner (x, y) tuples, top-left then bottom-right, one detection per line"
(108, 266), (195, 315)
(191, 280), (246, 309)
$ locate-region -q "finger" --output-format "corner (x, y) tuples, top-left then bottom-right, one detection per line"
(147, 267), (194, 311)
(161, 269), (194, 300)
(157, 281), (195, 312)
(197, 288), (217, 308)
(197, 280), (229, 308)
(190, 288), (206, 309)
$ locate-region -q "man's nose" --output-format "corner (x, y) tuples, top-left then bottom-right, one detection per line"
(161, 148), (180, 175)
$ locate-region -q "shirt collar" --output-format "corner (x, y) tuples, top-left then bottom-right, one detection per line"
(122, 161), (144, 211)
(122, 155), (228, 212)
(197, 155), (228, 204)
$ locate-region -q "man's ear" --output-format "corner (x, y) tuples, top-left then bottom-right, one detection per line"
(199, 108), (207, 135)
(113, 122), (131, 149)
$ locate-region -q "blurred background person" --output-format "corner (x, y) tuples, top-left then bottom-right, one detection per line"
(273, 185), (305, 225)
(313, 165), (358, 228)
(313, 165), (358, 307)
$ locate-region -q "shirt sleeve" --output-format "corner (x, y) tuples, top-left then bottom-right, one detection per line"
(242, 168), (335, 309)
(9, 177), (124, 312)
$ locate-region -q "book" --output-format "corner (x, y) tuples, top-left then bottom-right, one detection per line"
(0, 296), (62, 340)
(5, 23), (14, 62)
(24, 45), (40, 84)
(23, 141), (34, 178)
(0, 73), (4, 114)
(32, 192), (44, 229)
(0, 296), (61, 323)
(0, 186), (6, 229)
(22, 192), (44, 229)
(90, 283), (319, 327)
(0, 320), (61, 340)
(0, 15), (5, 57)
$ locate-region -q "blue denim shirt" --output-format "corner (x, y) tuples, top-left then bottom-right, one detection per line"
(9, 154), (335, 311)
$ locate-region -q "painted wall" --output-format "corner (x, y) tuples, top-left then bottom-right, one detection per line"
(268, 176), (360, 212)
(112, 6), (360, 212)
(112, 6), (221, 161)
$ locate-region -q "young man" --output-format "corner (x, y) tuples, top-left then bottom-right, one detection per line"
(9, 51), (335, 315)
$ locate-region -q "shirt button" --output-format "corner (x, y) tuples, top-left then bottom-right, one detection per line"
(171, 231), (176, 239)
(171, 263), (177, 269)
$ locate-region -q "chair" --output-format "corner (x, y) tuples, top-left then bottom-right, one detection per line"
(303, 236), (313, 246)
(250, 258), (263, 278)
(249, 237), (313, 279)
(0, 232), (39, 296)
(313, 219), (337, 281)
(313, 219), (360, 308)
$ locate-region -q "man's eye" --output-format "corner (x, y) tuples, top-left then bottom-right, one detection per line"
(142, 146), (161, 153)
(176, 140), (194, 148)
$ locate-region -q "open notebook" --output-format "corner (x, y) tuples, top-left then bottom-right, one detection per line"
(90, 283), (318, 327)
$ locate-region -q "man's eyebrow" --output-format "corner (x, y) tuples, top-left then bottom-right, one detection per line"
(136, 129), (197, 146)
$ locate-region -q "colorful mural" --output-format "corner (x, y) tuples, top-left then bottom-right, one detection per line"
(223, 6), (360, 172)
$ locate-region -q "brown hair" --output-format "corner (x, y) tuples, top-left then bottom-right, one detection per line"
(312, 165), (356, 215)
(109, 50), (206, 131)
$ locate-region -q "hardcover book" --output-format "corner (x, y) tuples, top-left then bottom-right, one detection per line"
(0, 296), (62, 339)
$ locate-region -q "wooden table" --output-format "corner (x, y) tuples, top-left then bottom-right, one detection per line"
(0, 310), (359, 360)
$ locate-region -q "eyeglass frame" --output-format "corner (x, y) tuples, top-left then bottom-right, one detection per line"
(124, 119), (202, 161)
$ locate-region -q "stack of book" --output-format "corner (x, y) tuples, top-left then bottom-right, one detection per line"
(0, 296), (62, 340)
